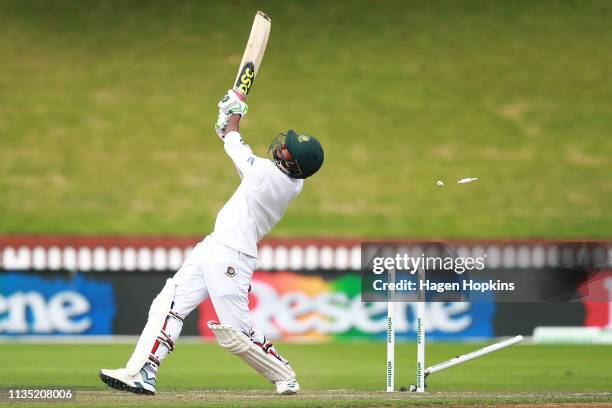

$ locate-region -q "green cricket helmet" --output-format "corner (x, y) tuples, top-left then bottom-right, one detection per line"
(268, 130), (324, 179)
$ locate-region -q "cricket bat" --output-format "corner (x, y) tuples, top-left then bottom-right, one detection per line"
(233, 11), (271, 99)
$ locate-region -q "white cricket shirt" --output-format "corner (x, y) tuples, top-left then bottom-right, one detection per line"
(211, 131), (303, 257)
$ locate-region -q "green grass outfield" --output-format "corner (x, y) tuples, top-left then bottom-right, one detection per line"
(1, 342), (611, 407)
(0, 0), (610, 238)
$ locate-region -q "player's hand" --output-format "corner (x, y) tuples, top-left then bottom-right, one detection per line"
(214, 111), (230, 139)
(218, 90), (248, 117)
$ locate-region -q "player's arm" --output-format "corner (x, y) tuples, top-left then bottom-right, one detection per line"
(215, 91), (255, 177)
(224, 127), (256, 179)
(225, 113), (241, 134)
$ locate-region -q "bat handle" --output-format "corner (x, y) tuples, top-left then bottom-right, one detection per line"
(233, 88), (247, 101)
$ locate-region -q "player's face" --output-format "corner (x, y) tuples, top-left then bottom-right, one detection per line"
(269, 134), (303, 178)
(276, 146), (301, 174)
(276, 145), (293, 161)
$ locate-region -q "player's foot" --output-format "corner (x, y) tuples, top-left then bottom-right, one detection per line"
(275, 379), (300, 395)
(99, 367), (157, 395)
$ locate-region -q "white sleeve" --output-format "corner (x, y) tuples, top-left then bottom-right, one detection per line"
(223, 131), (255, 178)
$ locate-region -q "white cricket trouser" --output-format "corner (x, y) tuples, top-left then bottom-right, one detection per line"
(172, 235), (256, 333)
(142, 235), (293, 379)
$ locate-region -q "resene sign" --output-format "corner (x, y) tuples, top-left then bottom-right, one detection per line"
(0, 273), (115, 335)
(197, 272), (496, 340)
(0, 269), (594, 339)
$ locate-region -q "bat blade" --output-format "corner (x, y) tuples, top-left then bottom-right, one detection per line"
(234, 11), (271, 98)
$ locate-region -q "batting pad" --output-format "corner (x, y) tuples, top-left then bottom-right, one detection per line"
(126, 278), (176, 376)
(208, 321), (296, 383)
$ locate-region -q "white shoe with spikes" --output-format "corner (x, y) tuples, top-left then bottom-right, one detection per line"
(275, 379), (300, 395)
(99, 367), (157, 396)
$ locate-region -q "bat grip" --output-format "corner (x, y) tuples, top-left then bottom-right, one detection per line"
(233, 88), (247, 101)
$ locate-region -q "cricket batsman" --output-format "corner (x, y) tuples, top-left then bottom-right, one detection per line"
(99, 90), (324, 396)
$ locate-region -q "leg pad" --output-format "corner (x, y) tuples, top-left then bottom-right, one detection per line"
(208, 321), (296, 383)
(126, 279), (177, 376)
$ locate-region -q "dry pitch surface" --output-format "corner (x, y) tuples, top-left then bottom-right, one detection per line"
(51, 390), (612, 408)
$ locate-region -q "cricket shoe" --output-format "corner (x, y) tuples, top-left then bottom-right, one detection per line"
(275, 379), (300, 395)
(99, 366), (157, 395)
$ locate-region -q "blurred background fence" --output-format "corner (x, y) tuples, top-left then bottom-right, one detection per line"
(1, 236), (610, 341)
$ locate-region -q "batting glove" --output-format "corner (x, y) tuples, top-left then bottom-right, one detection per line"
(218, 89), (248, 117)
(214, 111), (230, 139)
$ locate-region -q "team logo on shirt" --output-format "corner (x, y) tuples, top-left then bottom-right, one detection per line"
(226, 267), (236, 278)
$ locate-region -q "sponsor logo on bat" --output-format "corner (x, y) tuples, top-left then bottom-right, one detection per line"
(236, 62), (255, 95)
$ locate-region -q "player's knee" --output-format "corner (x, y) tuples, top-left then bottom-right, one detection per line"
(207, 321), (249, 354)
